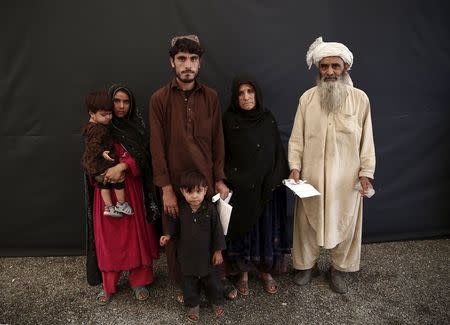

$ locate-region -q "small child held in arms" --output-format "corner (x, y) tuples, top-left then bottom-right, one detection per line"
(81, 90), (133, 217)
(160, 170), (226, 322)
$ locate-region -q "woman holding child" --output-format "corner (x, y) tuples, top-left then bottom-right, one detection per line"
(84, 85), (159, 305)
(222, 75), (291, 295)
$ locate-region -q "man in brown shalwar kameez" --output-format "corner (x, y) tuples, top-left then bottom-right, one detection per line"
(288, 37), (376, 293)
(149, 34), (230, 301)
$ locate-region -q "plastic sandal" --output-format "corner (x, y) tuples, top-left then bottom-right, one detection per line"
(236, 279), (249, 296)
(115, 201), (134, 215)
(176, 292), (184, 305)
(132, 286), (149, 301)
(261, 278), (278, 294)
(96, 289), (111, 305)
(221, 278), (237, 300)
(104, 205), (123, 218)
(212, 304), (224, 317)
(187, 305), (200, 322)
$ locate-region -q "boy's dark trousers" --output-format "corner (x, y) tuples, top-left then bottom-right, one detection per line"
(182, 272), (224, 307)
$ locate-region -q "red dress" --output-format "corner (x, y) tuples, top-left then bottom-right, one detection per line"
(93, 143), (158, 272)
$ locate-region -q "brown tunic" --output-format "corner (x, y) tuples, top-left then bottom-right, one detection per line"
(81, 122), (116, 175)
(149, 79), (226, 195)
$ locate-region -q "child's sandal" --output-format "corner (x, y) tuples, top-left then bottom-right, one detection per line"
(187, 305), (200, 322)
(212, 304), (224, 317)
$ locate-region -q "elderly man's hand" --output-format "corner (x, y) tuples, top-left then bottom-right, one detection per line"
(359, 176), (372, 196)
(289, 169), (301, 182)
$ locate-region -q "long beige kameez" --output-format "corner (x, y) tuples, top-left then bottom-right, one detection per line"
(288, 85), (375, 271)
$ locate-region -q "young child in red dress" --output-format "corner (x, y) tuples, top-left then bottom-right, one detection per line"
(81, 90), (133, 217)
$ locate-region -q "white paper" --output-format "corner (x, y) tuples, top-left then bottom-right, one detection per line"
(212, 192), (233, 235)
(282, 179), (320, 198)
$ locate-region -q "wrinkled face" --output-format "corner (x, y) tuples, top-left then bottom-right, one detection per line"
(89, 110), (112, 125)
(180, 185), (207, 210)
(170, 52), (200, 84)
(319, 56), (347, 82)
(113, 90), (130, 118)
(238, 83), (256, 110)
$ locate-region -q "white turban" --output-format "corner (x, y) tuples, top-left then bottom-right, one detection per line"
(306, 37), (353, 70)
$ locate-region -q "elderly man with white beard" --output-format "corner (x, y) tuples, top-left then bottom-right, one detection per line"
(288, 37), (376, 294)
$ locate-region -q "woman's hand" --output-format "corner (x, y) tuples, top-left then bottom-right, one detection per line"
(104, 163), (128, 183)
(215, 180), (230, 200)
(212, 250), (223, 265)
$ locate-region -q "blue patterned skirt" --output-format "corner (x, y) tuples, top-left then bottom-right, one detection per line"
(225, 186), (292, 275)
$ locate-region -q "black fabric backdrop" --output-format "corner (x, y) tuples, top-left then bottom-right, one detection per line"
(1, 1), (449, 256)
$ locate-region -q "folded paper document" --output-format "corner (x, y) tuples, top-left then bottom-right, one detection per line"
(282, 179), (320, 198)
(212, 192), (233, 235)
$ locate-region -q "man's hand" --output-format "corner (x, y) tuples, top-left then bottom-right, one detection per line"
(160, 235), (171, 247)
(102, 151), (114, 161)
(162, 185), (178, 217)
(359, 176), (372, 196)
(215, 180), (230, 200)
(212, 250), (223, 265)
(289, 169), (301, 182)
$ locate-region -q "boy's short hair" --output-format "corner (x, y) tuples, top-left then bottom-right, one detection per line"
(169, 37), (205, 59)
(86, 90), (112, 114)
(180, 170), (208, 192)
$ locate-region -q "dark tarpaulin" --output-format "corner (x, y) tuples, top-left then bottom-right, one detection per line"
(1, 1), (449, 256)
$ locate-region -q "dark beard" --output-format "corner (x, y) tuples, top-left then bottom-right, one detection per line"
(316, 72), (352, 114)
(175, 69), (198, 84)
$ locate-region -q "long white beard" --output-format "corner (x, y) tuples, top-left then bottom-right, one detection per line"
(317, 73), (353, 114)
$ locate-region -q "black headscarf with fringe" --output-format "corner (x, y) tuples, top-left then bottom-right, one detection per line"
(223, 75), (289, 239)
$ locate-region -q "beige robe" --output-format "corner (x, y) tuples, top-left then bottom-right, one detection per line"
(288, 85), (375, 250)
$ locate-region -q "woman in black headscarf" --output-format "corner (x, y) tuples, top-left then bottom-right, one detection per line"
(84, 84), (160, 304)
(222, 76), (291, 295)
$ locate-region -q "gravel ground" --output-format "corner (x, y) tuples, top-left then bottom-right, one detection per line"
(1, 239), (449, 324)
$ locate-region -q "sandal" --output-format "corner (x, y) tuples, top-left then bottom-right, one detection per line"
(104, 205), (123, 218)
(212, 304), (224, 318)
(236, 279), (249, 296)
(132, 286), (149, 301)
(96, 289), (111, 305)
(221, 278), (237, 300)
(115, 201), (134, 215)
(176, 292), (184, 305)
(187, 305), (200, 322)
(261, 277), (278, 294)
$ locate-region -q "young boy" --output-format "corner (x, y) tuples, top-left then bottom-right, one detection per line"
(160, 170), (225, 322)
(81, 90), (133, 217)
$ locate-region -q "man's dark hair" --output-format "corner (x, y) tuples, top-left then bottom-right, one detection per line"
(169, 38), (205, 58)
(180, 170), (208, 192)
(85, 90), (112, 114)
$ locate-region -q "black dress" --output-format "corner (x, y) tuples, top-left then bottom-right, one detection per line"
(223, 76), (291, 274)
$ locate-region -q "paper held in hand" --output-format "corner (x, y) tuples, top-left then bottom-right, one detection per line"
(282, 179), (320, 198)
(212, 192), (233, 235)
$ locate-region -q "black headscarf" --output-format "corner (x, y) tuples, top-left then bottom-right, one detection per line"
(108, 84), (160, 224)
(84, 84), (160, 286)
(223, 75), (289, 239)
